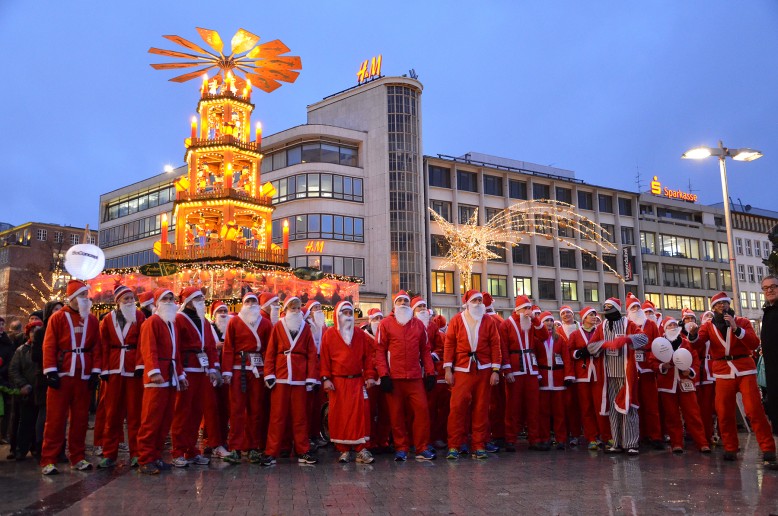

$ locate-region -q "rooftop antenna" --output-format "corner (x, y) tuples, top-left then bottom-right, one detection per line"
(635, 165), (645, 192)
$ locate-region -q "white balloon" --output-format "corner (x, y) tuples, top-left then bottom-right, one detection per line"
(651, 337), (674, 363)
(64, 244), (106, 280)
(673, 348), (693, 372)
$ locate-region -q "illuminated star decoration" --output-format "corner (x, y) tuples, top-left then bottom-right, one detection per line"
(430, 200), (624, 292)
(149, 27), (302, 92)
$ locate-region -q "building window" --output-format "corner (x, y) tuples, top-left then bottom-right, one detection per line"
(264, 142), (358, 171)
(640, 204), (654, 215)
(559, 249), (576, 269)
(471, 274), (482, 292)
(736, 238), (743, 255)
(601, 224), (616, 243)
(706, 271), (717, 290)
(509, 180), (527, 200)
(750, 292), (759, 309)
(70, 234), (79, 245)
(485, 208), (502, 224)
(89, 236), (96, 245)
(598, 194), (613, 213)
(658, 234), (700, 259)
(645, 293), (661, 308)
(458, 204), (478, 224)
(604, 283), (619, 300)
(104, 249), (160, 269)
(740, 292), (748, 310)
(581, 253), (598, 271)
(430, 200), (452, 222)
(561, 280), (578, 301)
(718, 242), (729, 263)
(765, 241), (772, 257)
(555, 187), (572, 204)
(100, 213), (174, 249)
(512, 244), (531, 265)
(702, 240), (715, 261)
(643, 262), (658, 286)
(457, 170), (478, 192)
(483, 175), (503, 196)
(760, 293), (766, 306)
(738, 264), (746, 282)
(577, 191), (593, 210)
(36, 229), (47, 241)
(664, 295), (706, 311)
(431, 271), (454, 294)
(514, 277), (532, 297)
(757, 266), (765, 282)
(487, 244), (506, 263)
(271, 173), (364, 204)
(429, 166), (451, 188)
(640, 232), (656, 254)
(620, 226), (634, 245)
(745, 239), (752, 256)
(721, 270), (732, 291)
(603, 254), (617, 273)
(538, 279), (556, 300)
(755, 242), (761, 258)
(584, 282), (599, 302)
(430, 234), (450, 257)
(618, 198), (633, 216)
(54, 231), (63, 244)
(532, 183), (550, 200)
(103, 184), (177, 222)
(272, 214), (364, 243)
(488, 275), (508, 297)
(663, 265), (703, 289)
(289, 255), (365, 280)
(536, 246), (554, 267)
(748, 266), (755, 283)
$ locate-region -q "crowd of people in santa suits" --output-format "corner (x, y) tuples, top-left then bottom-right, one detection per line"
(35, 278), (778, 475)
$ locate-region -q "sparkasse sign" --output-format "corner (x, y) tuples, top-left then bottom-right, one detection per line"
(650, 176), (698, 203)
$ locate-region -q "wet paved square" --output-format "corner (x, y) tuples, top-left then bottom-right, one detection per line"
(3, 432), (778, 515)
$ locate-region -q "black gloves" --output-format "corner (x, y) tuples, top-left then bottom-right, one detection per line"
(564, 379), (574, 386)
(424, 374), (436, 392)
(88, 373), (100, 391)
(100, 373), (110, 382)
(265, 378), (276, 389)
(46, 372), (61, 390)
(574, 348), (591, 360)
(134, 369), (143, 378)
(380, 375), (393, 393)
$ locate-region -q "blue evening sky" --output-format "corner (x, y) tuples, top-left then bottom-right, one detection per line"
(1, 0), (777, 228)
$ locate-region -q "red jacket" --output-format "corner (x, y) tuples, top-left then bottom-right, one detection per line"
(264, 316), (318, 385)
(649, 335), (700, 393)
(536, 332), (574, 390)
(139, 315), (184, 388)
(222, 315), (273, 376)
(443, 312), (502, 373)
(175, 311), (219, 374)
(99, 309), (145, 376)
(634, 319), (660, 374)
(691, 318), (760, 379)
(691, 336), (715, 385)
(374, 313), (434, 380)
(567, 325), (606, 383)
(498, 313), (547, 376)
(320, 328), (376, 382)
(42, 306), (101, 379)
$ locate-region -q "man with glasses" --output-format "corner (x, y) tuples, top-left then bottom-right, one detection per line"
(761, 276), (778, 433)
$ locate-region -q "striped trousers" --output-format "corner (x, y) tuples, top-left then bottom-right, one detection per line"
(607, 377), (639, 449)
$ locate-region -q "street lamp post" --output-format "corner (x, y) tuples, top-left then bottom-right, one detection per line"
(681, 141), (763, 314)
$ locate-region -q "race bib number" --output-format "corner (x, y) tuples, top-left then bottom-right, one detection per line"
(606, 348), (619, 357)
(680, 379), (695, 392)
(635, 351), (644, 362)
(554, 354), (564, 366)
(363, 386), (369, 400)
(250, 353), (264, 367)
(196, 352), (209, 367)
(531, 354), (538, 366)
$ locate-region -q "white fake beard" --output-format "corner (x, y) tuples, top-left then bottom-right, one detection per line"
(628, 308), (647, 327)
(370, 321), (380, 335)
(395, 306), (413, 325)
(285, 311), (303, 330)
(239, 305), (261, 327)
(415, 310), (430, 327)
(193, 300), (206, 319)
(157, 302), (178, 324)
(519, 314), (532, 331)
(312, 311), (326, 328)
(468, 303), (486, 321)
(215, 313), (230, 333)
(119, 303), (136, 324)
(270, 306), (280, 324)
(665, 327), (682, 342)
(339, 315), (354, 344)
(77, 298), (92, 320)
(684, 322), (696, 333)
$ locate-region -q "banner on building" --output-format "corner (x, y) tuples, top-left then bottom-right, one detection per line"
(622, 247), (634, 282)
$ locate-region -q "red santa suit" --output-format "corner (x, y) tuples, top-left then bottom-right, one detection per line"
(424, 313), (448, 446)
(361, 311), (392, 451)
(484, 297), (508, 446)
(304, 301), (327, 444)
(320, 302), (375, 452)
(208, 302), (231, 451)
(99, 302), (145, 462)
(690, 293), (775, 455)
(567, 308), (611, 444)
(498, 296), (548, 446)
(650, 324), (708, 450)
(222, 300), (273, 452)
(444, 292), (502, 452)
(136, 289), (185, 467)
(263, 303), (318, 458)
(690, 326), (717, 445)
(40, 283), (102, 467)
(374, 291), (435, 454)
(557, 308), (582, 442)
(171, 291), (221, 460)
(536, 313), (574, 445)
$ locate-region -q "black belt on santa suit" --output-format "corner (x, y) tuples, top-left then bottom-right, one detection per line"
(508, 350), (526, 373)
(283, 350), (307, 356)
(157, 357), (178, 389)
(715, 354), (751, 361)
(110, 345), (137, 350)
(537, 365), (564, 370)
(333, 373), (363, 379)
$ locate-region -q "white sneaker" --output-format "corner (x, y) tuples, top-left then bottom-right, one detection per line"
(338, 451), (351, 463)
(212, 446), (229, 458)
(41, 464), (59, 475)
(356, 449), (375, 464)
(93, 446), (103, 456)
(172, 456), (189, 468)
(191, 454), (210, 465)
(118, 442), (129, 453)
(71, 459), (93, 471)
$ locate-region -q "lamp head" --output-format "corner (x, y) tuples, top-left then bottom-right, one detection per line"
(730, 148), (763, 162)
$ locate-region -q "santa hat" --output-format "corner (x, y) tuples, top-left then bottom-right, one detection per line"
(210, 300), (227, 317)
(367, 308), (383, 320)
(681, 308), (696, 321)
(701, 310), (714, 321)
(303, 300), (321, 319)
(482, 292), (494, 308)
(139, 291), (155, 308)
(710, 292), (731, 309)
(393, 290), (410, 304)
(410, 296), (427, 311)
(332, 301), (353, 331)
(604, 297), (622, 312)
(663, 315), (678, 327)
(242, 291), (258, 304)
(462, 290), (482, 305)
(514, 295), (532, 311)
(259, 292), (279, 309)
(153, 287), (174, 305)
(625, 292), (641, 310)
(559, 305), (573, 315)
(24, 320), (42, 336)
(539, 311), (554, 323)
(531, 305), (541, 315)
(113, 284), (133, 303)
(178, 286), (203, 310)
(283, 296), (300, 311)
(641, 301), (655, 312)
(433, 314), (447, 327)
(66, 280), (89, 301)
(579, 307), (596, 321)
